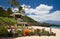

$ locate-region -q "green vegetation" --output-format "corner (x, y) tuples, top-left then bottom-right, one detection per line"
(0, 26), (8, 37)
(0, 7), (13, 17)
(7, 0), (20, 7)
(21, 16), (38, 25)
(33, 29), (41, 35)
(41, 31), (50, 36)
(16, 30), (23, 37)
(7, 0), (25, 14)
(0, 17), (17, 26)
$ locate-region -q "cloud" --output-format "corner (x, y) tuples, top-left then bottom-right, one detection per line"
(48, 11), (60, 21)
(28, 11), (60, 22)
(22, 4), (53, 15)
(12, 8), (19, 12)
(36, 4), (53, 11)
(21, 4), (60, 22)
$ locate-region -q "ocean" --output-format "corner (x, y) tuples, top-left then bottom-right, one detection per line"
(49, 25), (60, 29)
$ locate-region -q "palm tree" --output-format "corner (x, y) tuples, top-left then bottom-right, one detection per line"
(7, 0), (25, 15)
(7, 0), (20, 8)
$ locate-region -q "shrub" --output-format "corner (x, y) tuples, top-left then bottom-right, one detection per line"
(0, 26), (9, 37)
(30, 32), (34, 35)
(42, 31), (49, 36)
(34, 29), (41, 35)
(0, 17), (17, 26)
(16, 30), (23, 37)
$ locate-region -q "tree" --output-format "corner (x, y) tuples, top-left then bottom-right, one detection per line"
(0, 7), (7, 17)
(0, 7), (12, 17)
(7, 8), (12, 17)
(7, 0), (20, 8)
(19, 6), (25, 15)
(7, 0), (25, 15)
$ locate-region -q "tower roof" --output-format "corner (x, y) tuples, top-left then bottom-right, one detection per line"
(10, 13), (25, 16)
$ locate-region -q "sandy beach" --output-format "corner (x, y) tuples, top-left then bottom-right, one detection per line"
(0, 26), (60, 39)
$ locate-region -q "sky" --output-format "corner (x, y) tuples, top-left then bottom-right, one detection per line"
(0, 0), (60, 22)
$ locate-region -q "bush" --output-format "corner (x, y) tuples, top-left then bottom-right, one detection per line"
(42, 31), (49, 36)
(0, 26), (9, 37)
(16, 30), (23, 37)
(0, 17), (17, 26)
(34, 29), (41, 35)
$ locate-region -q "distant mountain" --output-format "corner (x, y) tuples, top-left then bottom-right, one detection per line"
(44, 20), (60, 25)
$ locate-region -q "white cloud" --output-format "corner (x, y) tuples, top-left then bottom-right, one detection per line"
(36, 4), (53, 12)
(22, 4), (53, 15)
(28, 11), (60, 22)
(48, 11), (60, 21)
(12, 8), (19, 12)
(22, 4), (60, 22)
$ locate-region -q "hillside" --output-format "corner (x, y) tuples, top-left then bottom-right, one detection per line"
(0, 17), (17, 26)
(21, 16), (56, 26)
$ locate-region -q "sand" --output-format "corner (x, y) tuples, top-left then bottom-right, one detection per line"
(0, 26), (60, 39)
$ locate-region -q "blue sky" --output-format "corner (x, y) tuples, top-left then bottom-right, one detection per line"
(0, 0), (60, 11)
(20, 0), (60, 11)
(0, 0), (60, 22)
